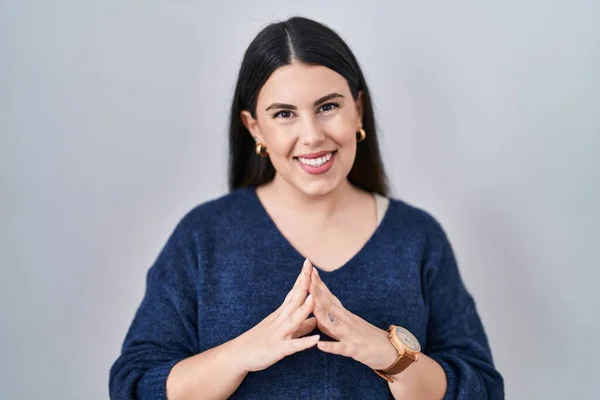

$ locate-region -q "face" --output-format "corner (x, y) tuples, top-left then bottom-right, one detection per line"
(241, 63), (363, 197)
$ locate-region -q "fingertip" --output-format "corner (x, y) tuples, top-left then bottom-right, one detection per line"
(298, 334), (319, 349)
(304, 258), (312, 271)
(300, 258), (312, 277)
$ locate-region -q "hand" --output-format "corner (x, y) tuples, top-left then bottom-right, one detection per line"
(308, 262), (398, 371)
(232, 259), (319, 373)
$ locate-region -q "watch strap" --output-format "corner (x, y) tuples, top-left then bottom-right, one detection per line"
(373, 322), (421, 384)
(374, 352), (417, 383)
(387, 351), (417, 374)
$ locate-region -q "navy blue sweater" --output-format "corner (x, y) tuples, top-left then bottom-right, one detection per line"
(109, 187), (504, 399)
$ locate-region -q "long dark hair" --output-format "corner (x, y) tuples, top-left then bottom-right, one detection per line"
(228, 16), (389, 196)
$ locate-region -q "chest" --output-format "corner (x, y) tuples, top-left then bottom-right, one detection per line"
(197, 236), (430, 353)
(271, 213), (378, 272)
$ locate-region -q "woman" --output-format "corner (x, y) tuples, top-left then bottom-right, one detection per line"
(109, 16), (504, 400)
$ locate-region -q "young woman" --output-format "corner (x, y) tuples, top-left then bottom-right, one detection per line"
(109, 16), (504, 400)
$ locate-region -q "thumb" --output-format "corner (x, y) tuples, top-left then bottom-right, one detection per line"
(292, 317), (318, 338)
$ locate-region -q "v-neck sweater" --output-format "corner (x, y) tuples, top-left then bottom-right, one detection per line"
(109, 187), (504, 399)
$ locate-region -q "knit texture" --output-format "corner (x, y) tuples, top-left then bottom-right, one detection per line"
(109, 187), (504, 399)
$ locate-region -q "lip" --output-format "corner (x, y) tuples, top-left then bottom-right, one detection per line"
(295, 151), (336, 175)
(294, 150), (334, 159)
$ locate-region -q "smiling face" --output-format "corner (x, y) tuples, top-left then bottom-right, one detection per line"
(241, 63), (363, 197)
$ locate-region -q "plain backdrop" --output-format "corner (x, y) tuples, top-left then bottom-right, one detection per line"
(1, 1), (599, 399)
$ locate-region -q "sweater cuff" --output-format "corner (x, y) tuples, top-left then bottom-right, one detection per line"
(138, 359), (184, 399)
(428, 354), (457, 400)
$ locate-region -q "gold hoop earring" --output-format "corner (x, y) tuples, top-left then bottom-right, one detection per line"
(357, 128), (366, 143)
(255, 142), (268, 157)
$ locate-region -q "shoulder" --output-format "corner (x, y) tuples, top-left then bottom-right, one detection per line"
(144, 188), (257, 278)
(384, 197), (457, 279)
(380, 196), (454, 260)
(385, 196), (448, 241)
(169, 187), (256, 239)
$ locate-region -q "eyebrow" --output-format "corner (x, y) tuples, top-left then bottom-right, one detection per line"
(265, 92), (345, 111)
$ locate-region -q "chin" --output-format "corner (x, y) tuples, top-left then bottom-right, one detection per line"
(292, 177), (343, 198)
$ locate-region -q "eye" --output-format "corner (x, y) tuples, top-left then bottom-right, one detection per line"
(318, 102), (339, 113)
(273, 110), (294, 119)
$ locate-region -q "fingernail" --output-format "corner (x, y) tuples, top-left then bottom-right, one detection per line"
(302, 259), (311, 274)
(309, 334), (320, 341)
(304, 294), (312, 303)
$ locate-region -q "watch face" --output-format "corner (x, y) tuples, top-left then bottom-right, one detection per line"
(395, 327), (421, 352)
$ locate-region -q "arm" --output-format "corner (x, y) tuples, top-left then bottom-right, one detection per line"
(108, 220), (248, 400)
(308, 267), (444, 399)
(307, 220), (503, 399)
(165, 340), (248, 400)
(419, 221), (505, 399)
(387, 352), (447, 399)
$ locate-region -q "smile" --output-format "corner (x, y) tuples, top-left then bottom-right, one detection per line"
(294, 151), (336, 175)
(297, 152), (332, 166)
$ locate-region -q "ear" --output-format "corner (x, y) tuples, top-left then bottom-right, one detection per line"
(355, 90), (364, 127)
(240, 110), (264, 144)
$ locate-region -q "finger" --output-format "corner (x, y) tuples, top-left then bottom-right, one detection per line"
(272, 291), (293, 319)
(282, 290), (294, 307)
(290, 259), (312, 302)
(292, 316), (317, 338)
(291, 266), (304, 289)
(309, 269), (330, 303)
(278, 259), (313, 321)
(316, 340), (353, 358)
(312, 268), (334, 297)
(281, 335), (320, 356)
(281, 293), (315, 335)
(274, 259), (311, 314)
(310, 278), (336, 311)
(311, 268), (343, 308)
(287, 261), (310, 300)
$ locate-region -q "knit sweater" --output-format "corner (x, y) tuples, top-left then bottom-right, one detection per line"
(109, 187), (504, 399)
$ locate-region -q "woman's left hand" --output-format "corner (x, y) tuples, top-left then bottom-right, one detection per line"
(307, 261), (398, 371)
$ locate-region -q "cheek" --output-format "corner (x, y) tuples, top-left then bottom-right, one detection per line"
(323, 119), (357, 154)
(323, 111), (358, 145)
(262, 126), (295, 156)
(324, 117), (357, 168)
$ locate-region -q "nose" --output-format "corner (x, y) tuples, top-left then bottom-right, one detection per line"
(298, 116), (325, 147)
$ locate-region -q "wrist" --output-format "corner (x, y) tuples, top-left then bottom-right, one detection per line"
(373, 325), (422, 384)
(220, 337), (251, 377)
(375, 328), (399, 370)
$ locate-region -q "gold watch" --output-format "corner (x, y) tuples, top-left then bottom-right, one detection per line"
(373, 325), (421, 383)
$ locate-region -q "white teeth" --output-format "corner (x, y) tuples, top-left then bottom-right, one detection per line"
(298, 152), (333, 166)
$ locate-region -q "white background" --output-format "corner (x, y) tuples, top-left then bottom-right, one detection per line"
(1, 1), (599, 398)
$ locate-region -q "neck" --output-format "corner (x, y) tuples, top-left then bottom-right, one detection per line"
(259, 174), (359, 220)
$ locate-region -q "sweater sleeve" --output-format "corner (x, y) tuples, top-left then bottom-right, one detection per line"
(423, 221), (504, 400)
(109, 219), (200, 400)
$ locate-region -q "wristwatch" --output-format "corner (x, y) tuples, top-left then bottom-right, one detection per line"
(373, 325), (421, 383)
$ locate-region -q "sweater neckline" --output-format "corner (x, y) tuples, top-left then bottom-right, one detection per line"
(247, 186), (393, 276)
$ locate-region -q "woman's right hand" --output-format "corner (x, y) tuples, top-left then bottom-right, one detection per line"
(231, 258), (319, 373)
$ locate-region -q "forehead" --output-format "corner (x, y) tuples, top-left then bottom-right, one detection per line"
(257, 63), (350, 105)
